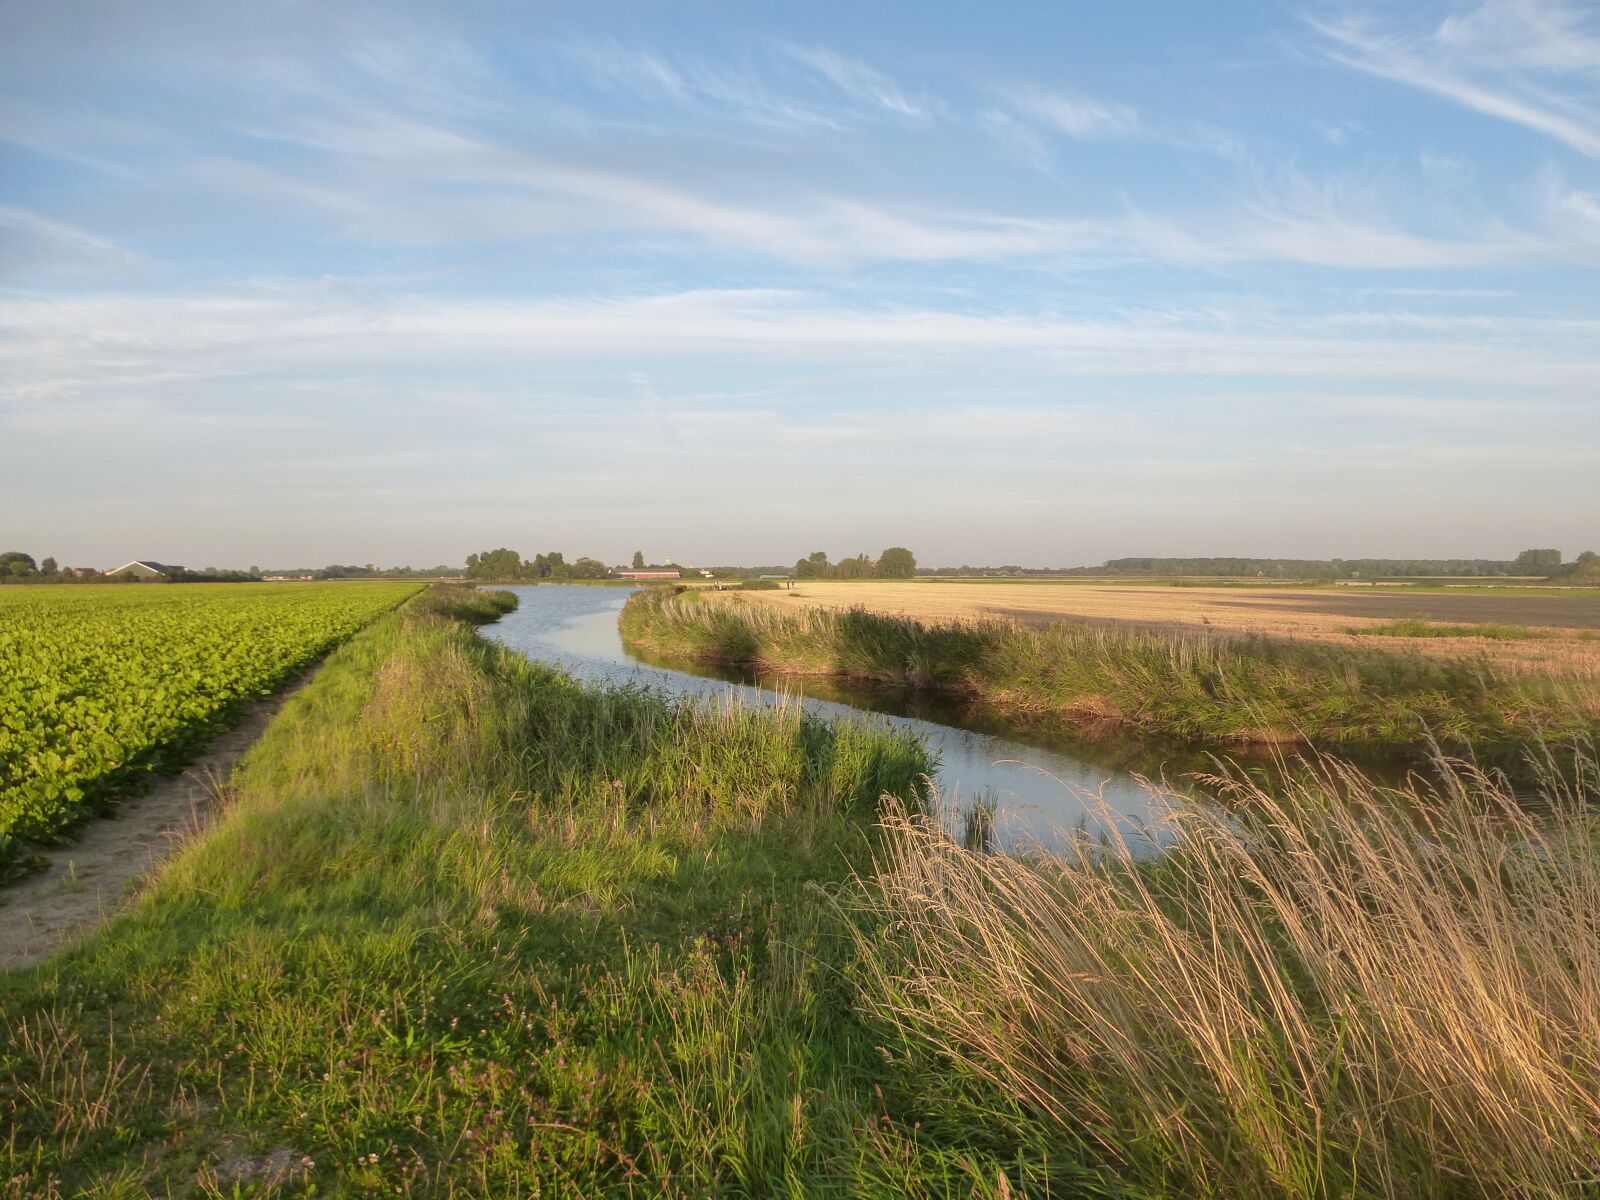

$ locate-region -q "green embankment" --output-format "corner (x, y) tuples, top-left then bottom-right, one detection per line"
(1, 585), (1075, 1198)
(619, 589), (1597, 767)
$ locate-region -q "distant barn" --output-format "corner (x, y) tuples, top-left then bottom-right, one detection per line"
(107, 560), (182, 580)
(611, 568), (682, 580)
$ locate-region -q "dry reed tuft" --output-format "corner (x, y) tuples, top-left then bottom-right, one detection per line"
(853, 750), (1600, 1198)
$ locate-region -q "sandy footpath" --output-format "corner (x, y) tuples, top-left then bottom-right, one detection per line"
(0, 669), (318, 971)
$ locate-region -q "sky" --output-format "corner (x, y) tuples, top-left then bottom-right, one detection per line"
(2, 0), (1597, 570)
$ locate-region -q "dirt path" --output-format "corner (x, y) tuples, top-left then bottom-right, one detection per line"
(0, 668), (319, 971)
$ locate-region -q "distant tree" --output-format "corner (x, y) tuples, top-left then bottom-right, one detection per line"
(834, 553), (875, 579)
(249, 564), (260, 576)
(40, 556), (58, 576)
(877, 547), (916, 578)
(571, 556), (610, 579)
(532, 551), (567, 579)
(466, 548), (525, 579)
(1514, 548), (1562, 573)
(632, 550), (646, 570)
(794, 551), (829, 579)
(0, 552), (37, 578)
(1545, 550), (1600, 583)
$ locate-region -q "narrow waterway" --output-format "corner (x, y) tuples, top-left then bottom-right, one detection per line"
(480, 585), (1222, 853)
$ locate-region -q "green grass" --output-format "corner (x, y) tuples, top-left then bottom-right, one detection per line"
(7, 585), (1600, 1198)
(1, 585), (1089, 1198)
(620, 590), (1598, 770)
(1355, 618), (1552, 640)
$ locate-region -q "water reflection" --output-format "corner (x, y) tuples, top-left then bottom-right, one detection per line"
(479, 585), (1206, 853)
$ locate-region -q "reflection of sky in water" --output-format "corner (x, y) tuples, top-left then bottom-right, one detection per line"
(481, 585), (1181, 853)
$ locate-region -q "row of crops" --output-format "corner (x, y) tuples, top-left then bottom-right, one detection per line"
(0, 582), (423, 874)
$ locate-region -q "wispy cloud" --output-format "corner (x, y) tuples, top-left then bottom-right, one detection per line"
(153, 104), (1600, 273)
(1538, 168), (1600, 243)
(1005, 84), (1140, 140)
(7, 285), (1597, 404)
(0, 207), (142, 278)
(1311, 1), (1600, 157)
(557, 42), (841, 130)
(783, 45), (923, 117)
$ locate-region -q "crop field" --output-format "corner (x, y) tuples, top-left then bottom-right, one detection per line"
(0, 582), (420, 870)
(735, 580), (1600, 676)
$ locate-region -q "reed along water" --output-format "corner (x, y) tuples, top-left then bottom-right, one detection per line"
(478, 585), (1269, 854)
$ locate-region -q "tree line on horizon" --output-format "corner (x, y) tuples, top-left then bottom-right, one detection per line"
(0, 553), (262, 584)
(794, 548), (916, 579)
(7, 546), (1595, 586)
(1082, 550), (1569, 579)
(918, 549), (1585, 579)
(464, 548), (612, 581)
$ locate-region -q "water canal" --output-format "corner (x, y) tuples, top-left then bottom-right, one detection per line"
(478, 585), (1245, 852)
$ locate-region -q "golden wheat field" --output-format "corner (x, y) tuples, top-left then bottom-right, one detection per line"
(729, 580), (1600, 676)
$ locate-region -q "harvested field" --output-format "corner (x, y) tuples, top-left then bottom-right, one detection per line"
(734, 581), (1600, 676)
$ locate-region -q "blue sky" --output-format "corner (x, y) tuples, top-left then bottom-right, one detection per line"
(2, 0), (1597, 568)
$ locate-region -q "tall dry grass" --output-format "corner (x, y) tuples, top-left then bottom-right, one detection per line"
(854, 751), (1600, 1199)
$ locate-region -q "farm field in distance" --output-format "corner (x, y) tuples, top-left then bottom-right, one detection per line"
(732, 579), (1600, 676)
(0, 582), (421, 873)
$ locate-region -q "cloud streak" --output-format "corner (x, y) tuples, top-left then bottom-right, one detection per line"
(1311, 1), (1600, 157)
(7, 285), (1598, 407)
(1005, 84), (1141, 140)
(784, 45), (923, 117)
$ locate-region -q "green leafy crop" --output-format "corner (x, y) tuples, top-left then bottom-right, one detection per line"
(0, 582), (421, 870)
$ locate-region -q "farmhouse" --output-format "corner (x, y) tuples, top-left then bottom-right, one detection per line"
(611, 568), (682, 580)
(107, 560), (182, 580)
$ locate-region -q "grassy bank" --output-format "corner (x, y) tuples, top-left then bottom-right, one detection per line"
(1, 585), (1081, 1197)
(619, 589), (1597, 766)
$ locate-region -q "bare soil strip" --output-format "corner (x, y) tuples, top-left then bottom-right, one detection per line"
(0, 668), (319, 971)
